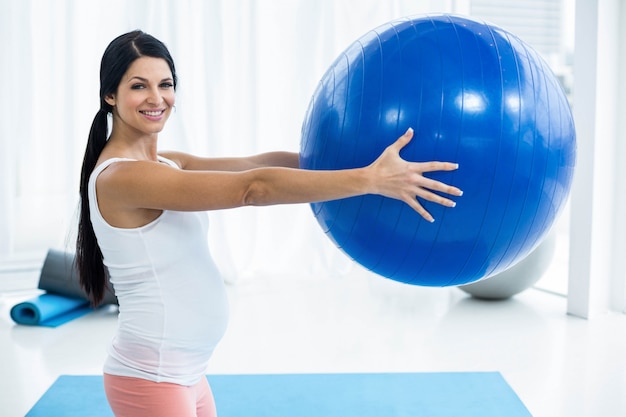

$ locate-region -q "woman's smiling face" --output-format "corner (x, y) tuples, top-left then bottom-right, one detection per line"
(105, 56), (176, 137)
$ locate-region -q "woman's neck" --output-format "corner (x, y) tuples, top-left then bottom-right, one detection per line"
(104, 131), (159, 162)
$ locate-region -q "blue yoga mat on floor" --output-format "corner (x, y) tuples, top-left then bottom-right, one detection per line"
(10, 293), (93, 327)
(26, 372), (532, 416)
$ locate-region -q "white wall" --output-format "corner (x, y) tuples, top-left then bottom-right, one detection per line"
(611, 0), (626, 313)
(567, 0), (625, 317)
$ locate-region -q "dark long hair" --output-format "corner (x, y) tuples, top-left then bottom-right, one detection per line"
(76, 31), (178, 305)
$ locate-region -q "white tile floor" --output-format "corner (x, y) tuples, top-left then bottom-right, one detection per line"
(1, 268), (626, 417)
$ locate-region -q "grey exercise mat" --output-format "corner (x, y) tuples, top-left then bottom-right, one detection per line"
(39, 249), (118, 305)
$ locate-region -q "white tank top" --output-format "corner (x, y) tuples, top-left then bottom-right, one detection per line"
(88, 157), (229, 386)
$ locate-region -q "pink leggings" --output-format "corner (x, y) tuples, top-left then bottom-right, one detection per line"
(103, 373), (217, 417)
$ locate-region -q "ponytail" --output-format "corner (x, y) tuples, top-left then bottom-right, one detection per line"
(76, 108), (109, 306)
(75, 30), (178, 306)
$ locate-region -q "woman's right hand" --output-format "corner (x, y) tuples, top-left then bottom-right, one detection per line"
(367, 128), (463, 222)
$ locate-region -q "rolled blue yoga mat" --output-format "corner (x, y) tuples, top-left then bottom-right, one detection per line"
(9, 249), (116, 327)
(10, 293), (93, 327)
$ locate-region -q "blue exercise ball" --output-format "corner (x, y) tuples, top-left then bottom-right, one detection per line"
(299, 14), (576, 286)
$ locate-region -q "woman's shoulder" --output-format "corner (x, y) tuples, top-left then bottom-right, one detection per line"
(157, 151), (184, 169)
(92, 157), (137, 177)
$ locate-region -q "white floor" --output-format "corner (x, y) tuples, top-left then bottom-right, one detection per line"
(1, 268), (626, 417)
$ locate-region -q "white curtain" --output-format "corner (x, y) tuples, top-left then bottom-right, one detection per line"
(0, 0), (460, 280)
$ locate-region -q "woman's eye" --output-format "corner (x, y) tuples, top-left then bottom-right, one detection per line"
(161, 82), (174, 89)
(131, 84), (145, 90)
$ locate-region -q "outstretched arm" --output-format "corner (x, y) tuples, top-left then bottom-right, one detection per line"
(238, 129), (461, 221)
(98, 128), (462, 223)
